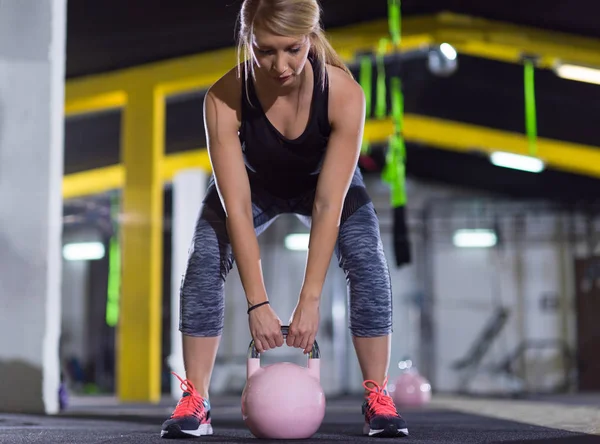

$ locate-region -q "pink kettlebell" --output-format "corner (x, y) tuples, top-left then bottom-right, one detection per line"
(389, 359), (432, 408)
(241, 326), (326, 439)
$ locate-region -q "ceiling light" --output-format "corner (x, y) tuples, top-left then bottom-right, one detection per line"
(555, 63), (600, 86)
(453, 229), (497, 248)
(63, 242), (105, 261)
(428, 43), (458, 77)
(490, 151), (545, 173)
(439, 43), (457, 61)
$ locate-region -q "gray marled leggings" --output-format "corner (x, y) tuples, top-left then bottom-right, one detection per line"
(179, 169), (393, 338)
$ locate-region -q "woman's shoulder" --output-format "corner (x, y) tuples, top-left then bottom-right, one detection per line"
(205, 65), (244, 115)
(324, 63), (365, 118)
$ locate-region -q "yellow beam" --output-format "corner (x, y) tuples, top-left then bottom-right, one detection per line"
(62, 151), (213, 199)
(163, 150), (212, 182)
(369, 116), (600, 179)
(401, 114), (600, 178)
(62, 115), (600, 200)
(432, 13), (600, 70)
(117, 86), (165, 403)
(65, 90), (126, 116)
(63, 165), (124, 199)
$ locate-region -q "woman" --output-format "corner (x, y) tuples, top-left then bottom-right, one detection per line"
(161, 0), (409, 439)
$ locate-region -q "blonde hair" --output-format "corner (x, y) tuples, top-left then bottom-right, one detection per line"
(236, 0), (353, 91)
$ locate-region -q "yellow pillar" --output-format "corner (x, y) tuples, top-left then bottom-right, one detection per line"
(118, 85), (165, 402)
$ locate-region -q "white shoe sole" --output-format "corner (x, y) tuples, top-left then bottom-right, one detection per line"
(363, 422), (409, 437)
(161, 423), (213, 438)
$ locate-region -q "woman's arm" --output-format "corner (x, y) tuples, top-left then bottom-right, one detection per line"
(287, 68), (366, 353)
(300, 69), (366, 303)
(204, 80), (269, 307)
(204, 75), (284, 352)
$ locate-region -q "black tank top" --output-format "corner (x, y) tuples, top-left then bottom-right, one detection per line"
(239, 54), (332, 199)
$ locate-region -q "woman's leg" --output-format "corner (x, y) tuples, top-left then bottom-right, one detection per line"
(335, 201), (408, 437)
(293, 168), (394, 388)
(177, 185), (279, 397)
(296, 188), (393, 388)
(178, 200), (232, 399)
(161, 182), (281, 438)
(335, 202), (393, 389)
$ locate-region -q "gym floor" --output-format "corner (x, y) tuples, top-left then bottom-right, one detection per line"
(1, 394), (599, 443)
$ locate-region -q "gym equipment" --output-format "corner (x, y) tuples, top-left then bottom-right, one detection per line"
(451, 307), (511, 393)
(523, 56), (538, 157)
(383, 0), (411, 267)
(241, 326), (326, 440)
(465, 338), (574, 396)
(389, 358), (432, 407)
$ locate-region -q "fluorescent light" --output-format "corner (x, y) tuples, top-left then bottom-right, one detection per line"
(490, 151), (545, 173)
(453, 229), (497, 248)
(440, 43), (457, 61)
(555, 63), (600, 86)
(63, 242), (105, 261)
(284, 233), (310, 251)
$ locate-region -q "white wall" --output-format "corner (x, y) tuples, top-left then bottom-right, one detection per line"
(429, 206), (578, 394)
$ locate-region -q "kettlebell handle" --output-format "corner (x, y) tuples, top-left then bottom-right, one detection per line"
(247, 325), (320, 359)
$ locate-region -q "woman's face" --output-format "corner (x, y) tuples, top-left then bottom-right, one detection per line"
(251, 28), (311, 87)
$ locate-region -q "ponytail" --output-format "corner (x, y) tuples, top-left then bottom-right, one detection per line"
(311, 29), (354, 89)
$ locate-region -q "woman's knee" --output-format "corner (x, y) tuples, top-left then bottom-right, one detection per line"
(337, 203), (393, 338)
(337, 203), (387, 271)
(179, 210), (232, 337)
(350, 324), (393, 338)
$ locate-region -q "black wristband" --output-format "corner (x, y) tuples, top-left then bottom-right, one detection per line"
(247, 300), (270, 314)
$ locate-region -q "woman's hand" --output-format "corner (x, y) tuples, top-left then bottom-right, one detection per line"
(248, 303), (284, 353)
(287, 298), (320, 354)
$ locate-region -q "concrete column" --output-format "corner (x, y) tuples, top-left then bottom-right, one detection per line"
(169, 169), (207, 398)
(0, 0), (67, 414)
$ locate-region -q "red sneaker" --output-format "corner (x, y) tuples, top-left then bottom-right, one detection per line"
(161, 373), (213, 438)
(362, 378), (409, 437)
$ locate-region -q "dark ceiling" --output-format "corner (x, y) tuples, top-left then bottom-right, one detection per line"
(66, 0), (600, 79)
(63, 0), (600, 204)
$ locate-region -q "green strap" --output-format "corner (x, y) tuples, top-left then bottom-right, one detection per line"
(524, 59), (538, 157)
(380, 0), (406, 207)
(106, 194), (121, 327)
(375, 38), (388, 119)
(359, 56), (373, 154)
(359, 56), (373, 118)
(391, 76), (403, 131)
(382, 135), (407, 207)
(388, 0), (401, 46)
(382, 76), (406, 207)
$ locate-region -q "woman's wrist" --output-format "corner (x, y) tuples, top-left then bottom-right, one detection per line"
(247, 300), (270, 314)
(246, 291), (269, 307)
(299, 285), (321, 303)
